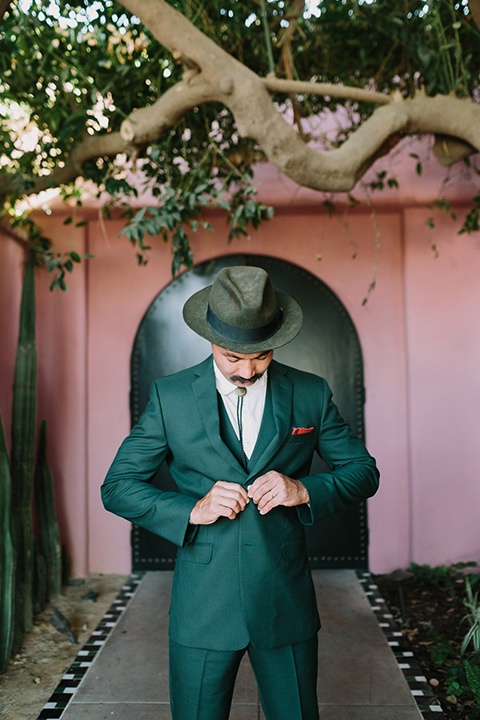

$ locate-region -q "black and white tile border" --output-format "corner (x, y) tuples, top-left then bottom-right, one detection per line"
(36, 573), (145, 720)
(357, 571), (446, 720)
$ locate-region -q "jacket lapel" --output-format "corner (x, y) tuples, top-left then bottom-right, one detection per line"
(247, 361), (293, 477)
(192, 356), (246, 476)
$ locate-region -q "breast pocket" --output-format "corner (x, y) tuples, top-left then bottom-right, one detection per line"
(288, 432), (315, 444)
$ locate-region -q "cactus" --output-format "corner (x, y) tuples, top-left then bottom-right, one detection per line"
(34, 420), (62, 599)
(10, 259), (37, 634)
(1, 257), (66, 669)
(32, 539), (47, 616)
(0, 415), (15, 673)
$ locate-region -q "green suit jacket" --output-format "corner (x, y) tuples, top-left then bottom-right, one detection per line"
(101, 356), (379, 650)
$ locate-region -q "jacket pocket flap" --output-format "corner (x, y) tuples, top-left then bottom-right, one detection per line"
(282, 539), (305, 561)
(180, 542), (213, 564)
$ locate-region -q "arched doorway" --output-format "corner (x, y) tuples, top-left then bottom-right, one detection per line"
(130, 255), (369, 570)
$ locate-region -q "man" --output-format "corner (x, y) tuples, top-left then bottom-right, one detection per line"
(101, 265), (379, 720)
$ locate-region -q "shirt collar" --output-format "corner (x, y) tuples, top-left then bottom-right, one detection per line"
(213, 359), (268, 398)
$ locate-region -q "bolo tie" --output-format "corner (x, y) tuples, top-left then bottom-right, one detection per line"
(235, 386), (248, 470)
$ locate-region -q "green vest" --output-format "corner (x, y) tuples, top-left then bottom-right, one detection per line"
(217, 388), (275, 474)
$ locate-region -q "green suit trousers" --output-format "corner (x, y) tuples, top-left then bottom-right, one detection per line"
(169, 636), (320, 720)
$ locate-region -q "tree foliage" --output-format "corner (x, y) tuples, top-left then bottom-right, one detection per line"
(1, 0), (479, 282)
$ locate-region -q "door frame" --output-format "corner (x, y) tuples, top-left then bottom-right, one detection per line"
(130, 254), (369, 570)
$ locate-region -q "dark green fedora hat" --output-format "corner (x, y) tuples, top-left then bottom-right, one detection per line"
(183, 265), (303, 353)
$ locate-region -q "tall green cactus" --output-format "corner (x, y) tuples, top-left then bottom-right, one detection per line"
(0, 415), (15, 673)
(10, 259), (37, 634)
(33, 539), (47, 615)
(1, 258), (66, 671)
(34, 420), (62, 599)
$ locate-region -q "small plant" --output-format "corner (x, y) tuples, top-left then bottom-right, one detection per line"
(408, 561), (477, 597)
(460, 576), (480, 715)
(461, 577), (480, 656)
(465, 659), (480, 715)
(418, 621), (456, 667)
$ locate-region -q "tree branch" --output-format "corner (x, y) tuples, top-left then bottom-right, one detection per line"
(262, 77), (392, 106)
(278, 0), (305, 135)
(120, 74), (218, 144)
(118, 0), (480, 191)
(0, 132), (132, 197)
(2, 0), (479, 200)
(117, 0), (405, 192)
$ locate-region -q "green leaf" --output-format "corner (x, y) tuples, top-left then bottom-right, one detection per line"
(197, 194), (210, 207)
(46, 259), (62, 272)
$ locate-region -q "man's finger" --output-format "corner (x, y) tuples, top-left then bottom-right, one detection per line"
(211, 487), (249, 510)
(190, 482), (250, 524)
(258, 492), (279, 515)
(247, 473), (277, 503)
(214, 481), (249, 502)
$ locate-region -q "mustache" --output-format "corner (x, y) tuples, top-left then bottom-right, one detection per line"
(230, 373), (264, 384)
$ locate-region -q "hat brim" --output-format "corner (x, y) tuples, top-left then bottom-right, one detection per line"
(183, 285), (303, 354)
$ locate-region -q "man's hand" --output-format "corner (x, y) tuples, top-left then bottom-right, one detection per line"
(189, 481), (250, 525)
(247, 471), (309, 515)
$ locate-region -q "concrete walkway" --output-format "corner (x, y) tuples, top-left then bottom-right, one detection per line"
(40, 570), (434, 720)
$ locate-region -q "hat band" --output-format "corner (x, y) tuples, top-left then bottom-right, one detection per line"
(206, 305), (283, 344)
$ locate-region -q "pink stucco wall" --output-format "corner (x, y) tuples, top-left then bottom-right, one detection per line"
(404, 209), (480, 567)
(1, 182), (480, 577)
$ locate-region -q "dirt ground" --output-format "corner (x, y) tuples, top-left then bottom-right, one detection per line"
(375, 568), (480, 720)
(0, 573), (128, 720)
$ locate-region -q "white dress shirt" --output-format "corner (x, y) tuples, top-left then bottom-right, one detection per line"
(214, 360), (268, 459)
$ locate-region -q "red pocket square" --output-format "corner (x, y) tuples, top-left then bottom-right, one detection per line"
(291, 426), (314, 435)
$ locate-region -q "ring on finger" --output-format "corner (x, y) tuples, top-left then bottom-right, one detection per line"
(269, 489), (275, 499)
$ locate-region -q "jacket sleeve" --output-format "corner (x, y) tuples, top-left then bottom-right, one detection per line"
(101, 381), (198, 547)
(296, 380), (379, 526)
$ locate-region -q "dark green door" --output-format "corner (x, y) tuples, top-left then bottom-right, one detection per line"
(130, 255), (369, 570)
